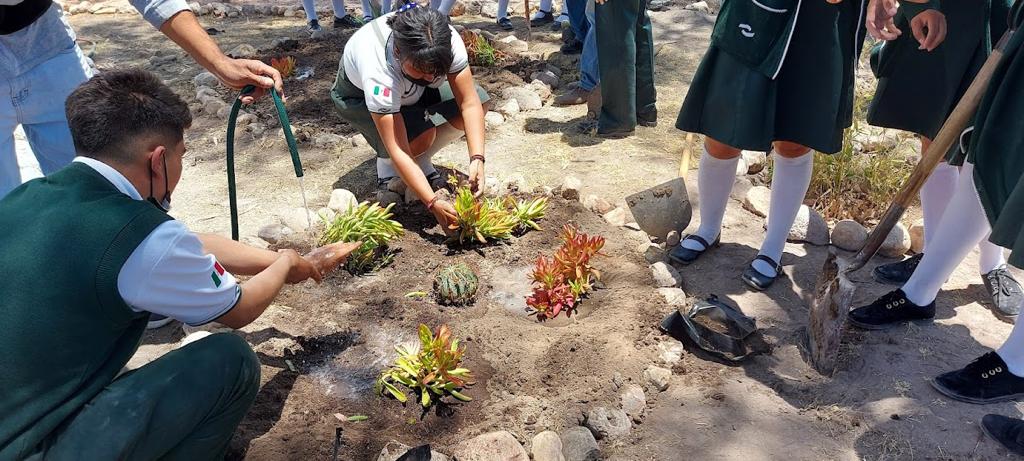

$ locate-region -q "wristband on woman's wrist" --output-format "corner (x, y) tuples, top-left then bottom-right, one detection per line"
(426, 195), (440, 210)
(470, 154), (486, 163)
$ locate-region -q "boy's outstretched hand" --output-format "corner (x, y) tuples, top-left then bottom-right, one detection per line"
(304, 242), (362, 277)
(278, 249), (323, 284)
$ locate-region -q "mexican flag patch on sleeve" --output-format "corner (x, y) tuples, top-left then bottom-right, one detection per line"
(373, 85), (391, 97)
(211, 261), (226, 287)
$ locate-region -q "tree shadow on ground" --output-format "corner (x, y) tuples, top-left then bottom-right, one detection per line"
(523, 115), (605, 148)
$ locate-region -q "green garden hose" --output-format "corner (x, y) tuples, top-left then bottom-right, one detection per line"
(226, 85), (305, 240)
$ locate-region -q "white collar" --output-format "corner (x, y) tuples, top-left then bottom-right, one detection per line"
(73, 156), (144, 201)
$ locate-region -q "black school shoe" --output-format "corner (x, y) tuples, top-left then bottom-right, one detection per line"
(334, 14), (362, 28)
(497, 17), (514, 30)
(984, 266), (1024, 321)
(932, 352), (1024, 404)
(847, 289), (935, 330)
(530, 9), (554, 25)
(982, 414), (1024, 455)
(741, 255), (782, 291)
(872, 253), (924, 285)
(668, 234), (720, 265)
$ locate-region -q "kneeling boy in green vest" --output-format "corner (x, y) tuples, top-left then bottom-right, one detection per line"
(0, 69), (355, 460)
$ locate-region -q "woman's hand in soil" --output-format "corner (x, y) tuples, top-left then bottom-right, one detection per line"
(214, 58), (285, 105)
(431, 199), (459, 236)
(279, 249), (323, 284)
(911, 9), (946, 51)
(468, 159), (486, 198)
(866, 0), (901, 40)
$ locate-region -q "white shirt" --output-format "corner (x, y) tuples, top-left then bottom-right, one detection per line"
(341, 12), (470, 114)
(74, 157), (241, 326)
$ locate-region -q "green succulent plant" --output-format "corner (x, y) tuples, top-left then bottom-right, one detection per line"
(319, 201), (404, 274)
(434, 263), (479, 306)
(376, 324), (473, 408)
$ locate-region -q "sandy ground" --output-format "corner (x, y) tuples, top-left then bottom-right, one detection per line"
(26, 3), (1023, 459)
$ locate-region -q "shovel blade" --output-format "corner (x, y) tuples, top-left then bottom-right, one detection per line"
(625, 177), (692, 240)
(807, 249), (856, 375)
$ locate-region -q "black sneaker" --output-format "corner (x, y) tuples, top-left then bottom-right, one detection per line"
(497, 16), (513, 30)
(560, 33), (582, 54)
(334, 14), (362, 28)
(530, 9), (554, 25)
(932, 352), (1024, 404)
(847, 289), (935, 330)
(872, 253), (924, 285)
(982, 414), (1024, 455)
(307, 19), (324, 38)
(984, 265), (1023, 322)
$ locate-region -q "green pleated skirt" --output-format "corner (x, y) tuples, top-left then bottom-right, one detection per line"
(675, 0), (863, 154)
(972, 0), (1024, 269)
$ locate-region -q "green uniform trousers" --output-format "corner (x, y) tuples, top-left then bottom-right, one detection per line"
(27, 333), (260, 461)
(595, 0), (657, 134)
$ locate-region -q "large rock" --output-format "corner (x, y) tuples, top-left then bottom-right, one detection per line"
(485, 111), (505, 128)
(328, 189), (358, 213)
(639, 243), (666, 264)
(193, 71), (220, 88)
(530, 80), (552, 100)
(531, 70), (560, 89)
(831, 219), (867, 252)
(666, 230), (681, 246)
(496, 98), (521, 117)
(258, 223), (293, 244)
(650, 262), (682, 288)
(742, 150), (768, 174)
(531, 431), (565, 461)
(685, 0), (711, 13)
(377, 441), (449, 461)
(281, 207), (315, 232)
(196, 86), (221, 104)
(583, 194), (614, 214)
(314, 133), (346, 148)
(780, 205), (829, 245)
(743, 186), (771, 217)
(657, 287), (687, 306)
(910, 218), (925, 254)
(70, 1), (92, 14)
(226, 44), (258, 59)
(603, 207), (628, 227)
(735, 157), (749, 176)
(561, 176), (582, 200)
(657, 340), (684, 365)
(644, 365), (671, 391)
(878, 222), (912, 258)
(497, 35), (529, 53)
(501, 87), (543, 111)
(620, 384), (647, 422)
(560, 427), (599, 461)
(584, 407), (631, 439)
(450, 431), (529, 461)
(235, 113), (258, 127)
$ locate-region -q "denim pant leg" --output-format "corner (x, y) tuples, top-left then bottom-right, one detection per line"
(580, 2), (600, 92)
(566, 0), (590, 40)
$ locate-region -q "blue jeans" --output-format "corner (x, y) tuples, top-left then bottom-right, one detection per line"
(566, 0), (589, 39)
(0, 45), (93, 198)
(580, 3), (599, 92)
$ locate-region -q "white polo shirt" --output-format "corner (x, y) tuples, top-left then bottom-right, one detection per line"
(74, 157), (241, 326)
(341, 12), (470, 114)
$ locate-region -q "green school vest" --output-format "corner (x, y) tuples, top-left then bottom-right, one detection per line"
(0, 162), (171, 459)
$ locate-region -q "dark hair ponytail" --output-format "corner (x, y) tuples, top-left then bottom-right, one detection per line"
(387, 5), (455, 77)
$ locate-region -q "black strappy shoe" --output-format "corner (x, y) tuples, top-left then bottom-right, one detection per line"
(742, 255), (782, 291)
(668, 234), (720, 265)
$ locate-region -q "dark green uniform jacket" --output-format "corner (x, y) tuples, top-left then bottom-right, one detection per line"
(869, 0), (1013, 164)
(676, 0), (868, 153)
(972, 0), (1024, 269)
(0, 163), (170, 459)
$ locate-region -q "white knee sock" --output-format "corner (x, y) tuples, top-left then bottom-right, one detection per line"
(978, 238), (1007, 274)
(902, 163), (992, 306)
(415, 123), (465, 175)
(681, 148), (739, 251)
(919, 162), (959, 250)
(535, 0), (554, 15)
(998, 300), (1024, 377)
(303, 0), (318, 20)
(753, 151), (813, 277)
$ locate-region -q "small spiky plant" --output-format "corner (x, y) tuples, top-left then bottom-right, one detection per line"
(434, 263), (479, 306)
(376, 324), (474, 408)
(526, 224), (605, 320)
(319, 202), (404, 274)
(509, 196), (548, 233)
(270, 56), (297, 79)
(451, 186), (517, 244)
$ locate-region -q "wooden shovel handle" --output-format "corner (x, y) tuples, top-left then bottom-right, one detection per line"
(849, 30), (1015, 271)
(680, 133), (693, 177)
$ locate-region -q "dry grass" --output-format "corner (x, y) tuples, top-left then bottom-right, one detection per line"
(862, 429), (915, 461)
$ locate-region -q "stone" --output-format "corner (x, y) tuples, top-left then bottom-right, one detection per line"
(193, 71), (220, 88)
(466, 0), (483, 15)
(271, 36), (298, 50)
(502, 87), (543, 111)
(878, 222), (912, 258)
(376, 441), (450, 461)
(780, 205), (829, 245)
(236, 113), (258, 127)
(644, 365), (671, 391)
(281, 207), (315, 232)
(258, 4), (273, 15)
(650, 262), (682, 288)
(316, 207), (336, 223)
(227, 10), (239, 17)
(639, 243), (666, 264)
(450, 431), (529, 461)
(743, 186), (771, 218)
(603, 207), (627, 227)
(735, 157), (749, 176)
(560, 176), (582, 200)
(686, 0), (711, 13)
(227, 44), (258, 59)
(657, 287), (687, 306)
(500, 173), (528, 193)
(560, 427), (600, 461)
(258, 223), (293, 244)
(657, 340), (684, 365)
(666, 230), (681, 246)
(497, 35), (529, 53)
(216, 104), (233, 120)
(241, 235), (269, 250)
(910, 218), (925, 254)
(531, 70), (560, 89)
(485, 111), (505, 128)
(831, 219), (868, 252)
(196, 86), (220, 104)
(583, 195), (614, 214)
(246, 123), (267, 137)
(283, 6), (295, 16)
(531, 431), (565, 461)
(742, 150), (768, 174)
(481, 1), (499, 17)
(200, 3), (213, 14)
(620, 384), (647, 422)
(378, 191), (402, 207)
(496, 98), (521, 117)
(70, 1), (92, 14)
(328, 189), (358, 213)
(584, 407), (631, 439)
(92, 5), (117, 14)
(314, 132), (346, 148)
(449, 0), (466, 16)
(530, 80), (553, 100)
(241, 4), (256, 15)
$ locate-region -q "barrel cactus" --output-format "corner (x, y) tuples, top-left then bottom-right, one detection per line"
(434, 263), (480, 306)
